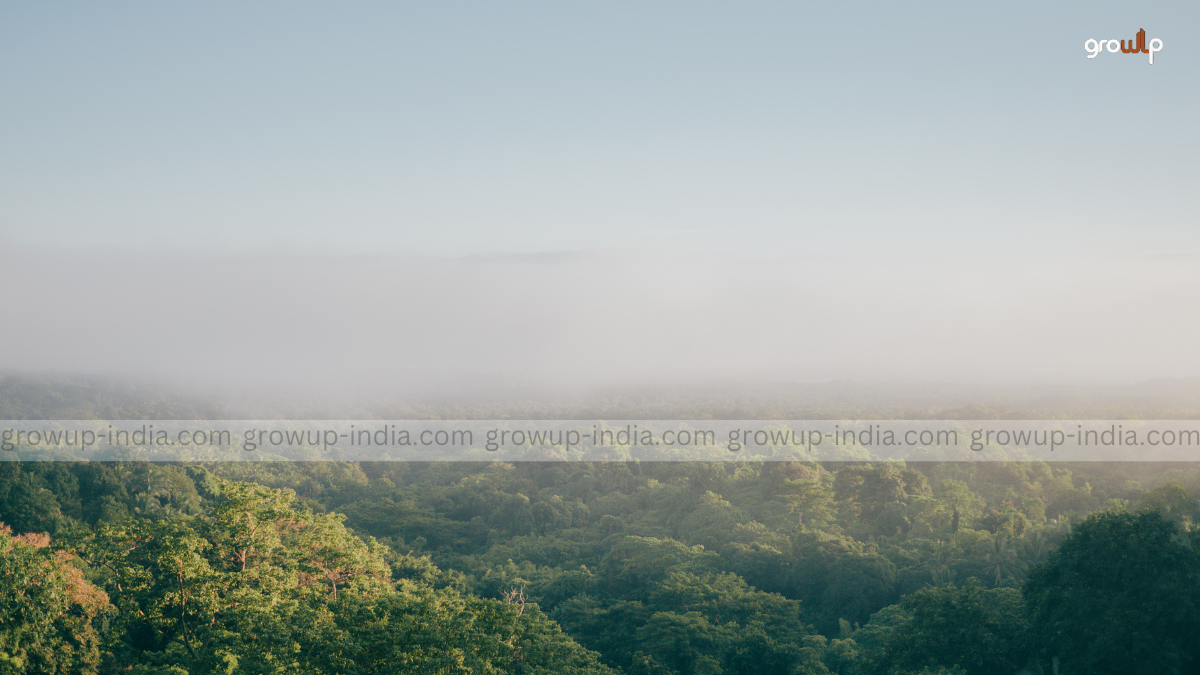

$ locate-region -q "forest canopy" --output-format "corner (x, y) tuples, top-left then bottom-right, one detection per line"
(2, 458), (1198, 675)
(2, 376), (1199, 674)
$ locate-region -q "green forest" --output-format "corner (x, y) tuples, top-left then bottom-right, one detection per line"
(2, 376), (1200, 674)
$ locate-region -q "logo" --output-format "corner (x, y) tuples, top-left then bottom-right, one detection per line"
(1085, 29), (1163, 64)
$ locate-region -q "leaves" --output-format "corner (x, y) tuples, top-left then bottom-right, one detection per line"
(4, 455), (1200, 675)
(0, 526), (111, 675)
(67, 478), (614, 674)
(1024, 510), (1200, 675)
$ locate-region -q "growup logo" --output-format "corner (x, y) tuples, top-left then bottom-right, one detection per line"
(1085, 29), (1163, 64)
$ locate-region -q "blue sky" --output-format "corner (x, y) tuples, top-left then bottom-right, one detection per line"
(2, 3), (1198, 388)
(3, 1), (1197, 257)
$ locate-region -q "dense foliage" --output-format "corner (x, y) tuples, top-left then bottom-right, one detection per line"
(1, 471), (612, 675)
(3, 374), (1199, 673)
(2, 459), (1198, 674)
(0, 526), (109, 674)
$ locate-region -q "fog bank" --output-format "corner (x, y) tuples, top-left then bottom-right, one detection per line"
(2, 245), (1197, 396)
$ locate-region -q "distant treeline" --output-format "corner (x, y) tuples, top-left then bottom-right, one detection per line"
(6, 372), (1200, 421)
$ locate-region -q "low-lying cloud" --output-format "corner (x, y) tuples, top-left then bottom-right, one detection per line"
(2, 244), (1197, 396)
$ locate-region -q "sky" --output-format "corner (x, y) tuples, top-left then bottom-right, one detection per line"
(2, 2), (1198, 392)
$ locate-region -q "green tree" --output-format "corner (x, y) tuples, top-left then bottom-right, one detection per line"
(328, 583), (614, 674)
(77, 478), (606, 674)
(780, 475), (835, 529)
(864, 579), (1027, 675)
(1024, 510), (1200, 675)
(933, 480), (983, 534)
(977, 533), (1023, 588)
(0, 525), (111, 675)
(1141, 481), (1199, 529)
(918, 540), (957, 587)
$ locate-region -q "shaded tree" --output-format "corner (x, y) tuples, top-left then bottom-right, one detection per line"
(1024, 510), (1200, 675)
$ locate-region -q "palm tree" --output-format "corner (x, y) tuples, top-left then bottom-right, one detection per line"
(132, 492), (160, 516)
(1058, 510), (1080, 531)
(1105, 498), (1133, 513)
(980, 532), (1024, 587)
(1020, 531), (1053, 569)
(920, 539), (957, 587)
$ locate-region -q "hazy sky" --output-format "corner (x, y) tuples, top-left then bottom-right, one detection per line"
(2, 2), (1198, 390)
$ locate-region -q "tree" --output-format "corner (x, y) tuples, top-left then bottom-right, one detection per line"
(327, 583), (614, 674)
(1024, 510), (1200, 675)
(637, 611), (726, 675)
(0, 466), (67, 535)
(933, 481), (984, 534)
(1141, 481), (1199, 529)
(977, 505), (1029, 537)
(977, 533), (1023, 588)
(1018, 531), (1052, 569)
(864, 579), (1027, 675)
(918, 540), (957, 587)
(780, 475), (835, 528)
(77, 478), (605, 674)
(0, 525), (111, 675)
